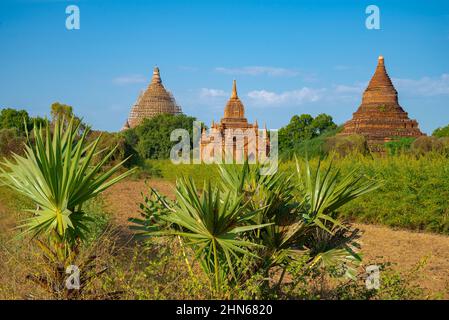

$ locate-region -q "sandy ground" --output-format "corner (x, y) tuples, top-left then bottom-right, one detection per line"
(103, 178), (449, 297)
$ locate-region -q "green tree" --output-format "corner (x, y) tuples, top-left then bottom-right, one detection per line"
(433, 124), (449, 138)
(0, 108), (30, 133)
(50, 102), (87, 134)
(278, 113), (337, 153)
(131, 113), (197, 160)
(311, 113), (337, 136)
(50, 102), (73, 122)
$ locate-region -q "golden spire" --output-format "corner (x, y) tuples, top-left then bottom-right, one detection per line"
(231, 79), (238, 98)
(151, 66), (161, 84)
(224, 79), (245, 119)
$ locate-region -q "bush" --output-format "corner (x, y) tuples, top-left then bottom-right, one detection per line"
(325, 134), (370, 157)
(0, 128), (26, 157)
(87, 130), (138, 168)
(0, 118), (135, 299)
(411, 136), (445, 155)
(131, 160), (377, 296)
(385, 137), (415, 156)
(288, 154), (449, 234)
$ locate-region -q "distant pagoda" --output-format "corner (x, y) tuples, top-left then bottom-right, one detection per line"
(201, 80), (270, 162)
(122, 67), (182, 129)
(339, 56), (424, 151)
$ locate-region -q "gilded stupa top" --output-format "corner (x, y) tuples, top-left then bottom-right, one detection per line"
(224, 80), (245, 119)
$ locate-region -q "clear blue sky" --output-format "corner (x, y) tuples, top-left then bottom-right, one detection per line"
(1, 0), (448, 134)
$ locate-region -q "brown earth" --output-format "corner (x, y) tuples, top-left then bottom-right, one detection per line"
(103, 178), (449, 297)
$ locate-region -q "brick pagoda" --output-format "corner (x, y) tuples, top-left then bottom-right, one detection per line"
(339, 56), (424, 151)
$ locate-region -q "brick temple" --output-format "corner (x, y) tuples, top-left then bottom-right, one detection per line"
(122, 67), (182, 130)
(339, 56), (424, 151)
(200, 80), (270, 162)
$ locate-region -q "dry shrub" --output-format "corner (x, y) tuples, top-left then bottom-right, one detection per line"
(0, 128), (26, 158)
(411, 136), (447, 155)
(87, 131), (134, 168)
(325, 134), (369, 157)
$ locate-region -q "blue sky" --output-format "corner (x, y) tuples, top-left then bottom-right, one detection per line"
(0, 0), (448, 134)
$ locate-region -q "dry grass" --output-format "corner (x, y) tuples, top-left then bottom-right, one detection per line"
(354, 223), (449, 297)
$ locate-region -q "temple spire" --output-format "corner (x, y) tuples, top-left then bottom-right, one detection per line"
(151, 66), (162, 84)
(378, 55), (384, 65)
(231, 80), (238, 98)
(365, 54), (396, 97)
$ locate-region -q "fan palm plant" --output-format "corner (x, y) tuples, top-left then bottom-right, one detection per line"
(133, 159), (378, 297)
(0, 118), (135, 296)
(218, 159), (378, 285)
(131, 177), (270, 293)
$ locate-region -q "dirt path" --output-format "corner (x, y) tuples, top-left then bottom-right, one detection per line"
(103, 178), (449, 297)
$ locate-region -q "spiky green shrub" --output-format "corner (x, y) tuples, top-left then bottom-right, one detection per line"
(219, 160), (377, 284)
(131, 178), (268, 293)
(0, 118), (135, 298)
(131, 159), (377, 297)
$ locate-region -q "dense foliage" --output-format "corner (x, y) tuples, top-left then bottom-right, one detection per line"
(122, 113), (197, 160)
(278, 114), (337, 155)
(385, 137), (415, 156)
(281, 154), (449, 234)
(0, 107), (46, 134)
(0, 128), (26, 157)
(432, 124), (449, 138)
(131, 160), (377, 295)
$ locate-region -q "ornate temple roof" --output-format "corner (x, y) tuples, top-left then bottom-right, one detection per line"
(124, 67), (182, 129)
(223, 80), (246, 121)
(201, 80), (269, 162)
(339, 56), (424, 150)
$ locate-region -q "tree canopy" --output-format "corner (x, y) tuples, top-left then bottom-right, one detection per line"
(51, 102), (74, 122)
(122, 113), (197, 160)
(0, 108), (30, 133)
(433, 124), (449, 138)
(278, 113), (337, 152)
